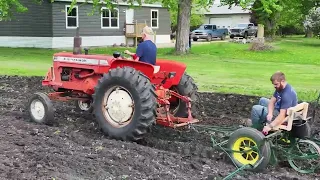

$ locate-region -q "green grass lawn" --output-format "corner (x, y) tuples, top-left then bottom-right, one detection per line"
(1, 36), (320, 102)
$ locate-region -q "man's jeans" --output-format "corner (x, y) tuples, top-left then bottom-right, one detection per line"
(251, 97), (279, 130)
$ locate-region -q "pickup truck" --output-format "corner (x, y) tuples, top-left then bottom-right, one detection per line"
(190, 24), (228, 41)
(229, 23), (258, 39)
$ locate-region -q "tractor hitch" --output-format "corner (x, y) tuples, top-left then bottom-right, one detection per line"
(156, 87), (199, 128)
(154, 71), (199, 128)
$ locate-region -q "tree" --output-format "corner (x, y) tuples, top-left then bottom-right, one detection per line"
(220, 0), (283, 38)
(304, 8), (320, 36)
(277, 0), (320, 37)
(0, 0), (31, 20)
(220, 0), (320, 38)
(170, 9), (204, 33)
(146, 0), (213, 54)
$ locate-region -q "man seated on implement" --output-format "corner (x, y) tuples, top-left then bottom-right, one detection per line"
(246, 71), (298, 134)
(124, 26), (157, 65)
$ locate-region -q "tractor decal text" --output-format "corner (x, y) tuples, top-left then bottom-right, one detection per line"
(53, 56), (108, 66)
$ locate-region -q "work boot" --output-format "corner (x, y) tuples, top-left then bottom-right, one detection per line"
(252, 123), (264, 131)
(241, 118), (252, 127)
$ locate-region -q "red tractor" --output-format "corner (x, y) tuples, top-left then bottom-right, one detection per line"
(27, 32), (199, 141)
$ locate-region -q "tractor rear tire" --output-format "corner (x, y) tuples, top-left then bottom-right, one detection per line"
(227, 127), (271, 172)
(170, 72), (199, 118)
(92, 67), (157, 141)
(27, 92), (54, 125)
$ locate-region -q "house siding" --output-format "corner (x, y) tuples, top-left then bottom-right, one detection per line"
(134, 7), (171, 35)
(52, 2), (171, 37)
(0, 0), (52, 37)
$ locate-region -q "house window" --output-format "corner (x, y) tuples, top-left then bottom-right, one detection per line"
(151, 9), (158, 28)
(101, 8), (119, 28)
(65, 5), (78, 29)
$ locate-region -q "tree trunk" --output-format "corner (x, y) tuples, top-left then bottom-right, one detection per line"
(175, 0), (192, 55)
(265, 18), (277, 39)
(305, 28), (313, 38)
(257, 24), (265, 43)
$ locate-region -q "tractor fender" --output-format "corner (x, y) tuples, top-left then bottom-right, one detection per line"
(155, 59), (187, 87)
(109, 59), (155, 80)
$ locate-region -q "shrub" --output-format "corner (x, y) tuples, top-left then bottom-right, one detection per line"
(249, 39), (274, 51)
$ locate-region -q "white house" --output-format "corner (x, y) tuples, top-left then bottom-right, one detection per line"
(0, 0), (172, 49)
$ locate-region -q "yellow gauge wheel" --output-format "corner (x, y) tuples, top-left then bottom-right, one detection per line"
(227, 127), (271, 172)
(232, 137), (259, 165)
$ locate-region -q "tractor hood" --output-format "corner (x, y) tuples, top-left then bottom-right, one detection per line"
(53, 52), (114, 66)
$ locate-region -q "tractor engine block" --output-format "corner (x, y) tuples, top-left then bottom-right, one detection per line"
(61, 68), (72, 81)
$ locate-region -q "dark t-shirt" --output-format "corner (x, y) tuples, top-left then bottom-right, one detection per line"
(273, 83), (298, 111)
(136, 40), (157, 65)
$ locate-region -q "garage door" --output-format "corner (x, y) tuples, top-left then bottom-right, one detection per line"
(208, 17), (232, 29)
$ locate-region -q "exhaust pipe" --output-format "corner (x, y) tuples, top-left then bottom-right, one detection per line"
(73, 27), (82, 54)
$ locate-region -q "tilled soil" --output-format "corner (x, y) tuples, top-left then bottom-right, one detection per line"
(0, 75), (320, 180)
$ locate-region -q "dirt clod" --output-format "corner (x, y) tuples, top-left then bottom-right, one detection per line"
(0, 75), (320, 180)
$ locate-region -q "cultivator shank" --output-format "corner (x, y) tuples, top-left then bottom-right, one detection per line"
(155, 87), (199, 128)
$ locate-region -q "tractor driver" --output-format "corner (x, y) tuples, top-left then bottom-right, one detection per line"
(245, 71), (298, 134)
(124, 26), (157, 65)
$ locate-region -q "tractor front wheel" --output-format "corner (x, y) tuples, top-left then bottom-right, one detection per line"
(227, 127), (271, 172)
(93, 67), (157, 141)
(27, 92), (54, 125)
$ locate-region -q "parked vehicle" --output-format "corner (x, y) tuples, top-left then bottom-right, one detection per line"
(211, 28), (229, 40)
(190, 24), (216, 41)
(190, 24), (229, 41)
(229, 23), (258, 39)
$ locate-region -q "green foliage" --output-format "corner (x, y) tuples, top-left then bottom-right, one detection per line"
(305, 8), (320, 34)
(0, 0), (142, 20)
(0, 0), (36, 20)
(170, 10), (204, 32)
(221, 0), (319, 37)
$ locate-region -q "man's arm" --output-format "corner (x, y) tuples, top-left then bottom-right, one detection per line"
(269, 94), (291, 128)
(124, 44), (143, 61)
(268, 96), (276, 115)
(269, 109), (287, 128)
(134, 43), (143, 61)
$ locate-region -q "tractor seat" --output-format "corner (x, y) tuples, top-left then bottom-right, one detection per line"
(153, 65), (160, 73)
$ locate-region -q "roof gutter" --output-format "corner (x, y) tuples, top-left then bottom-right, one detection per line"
(52, 0), (163, 7)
